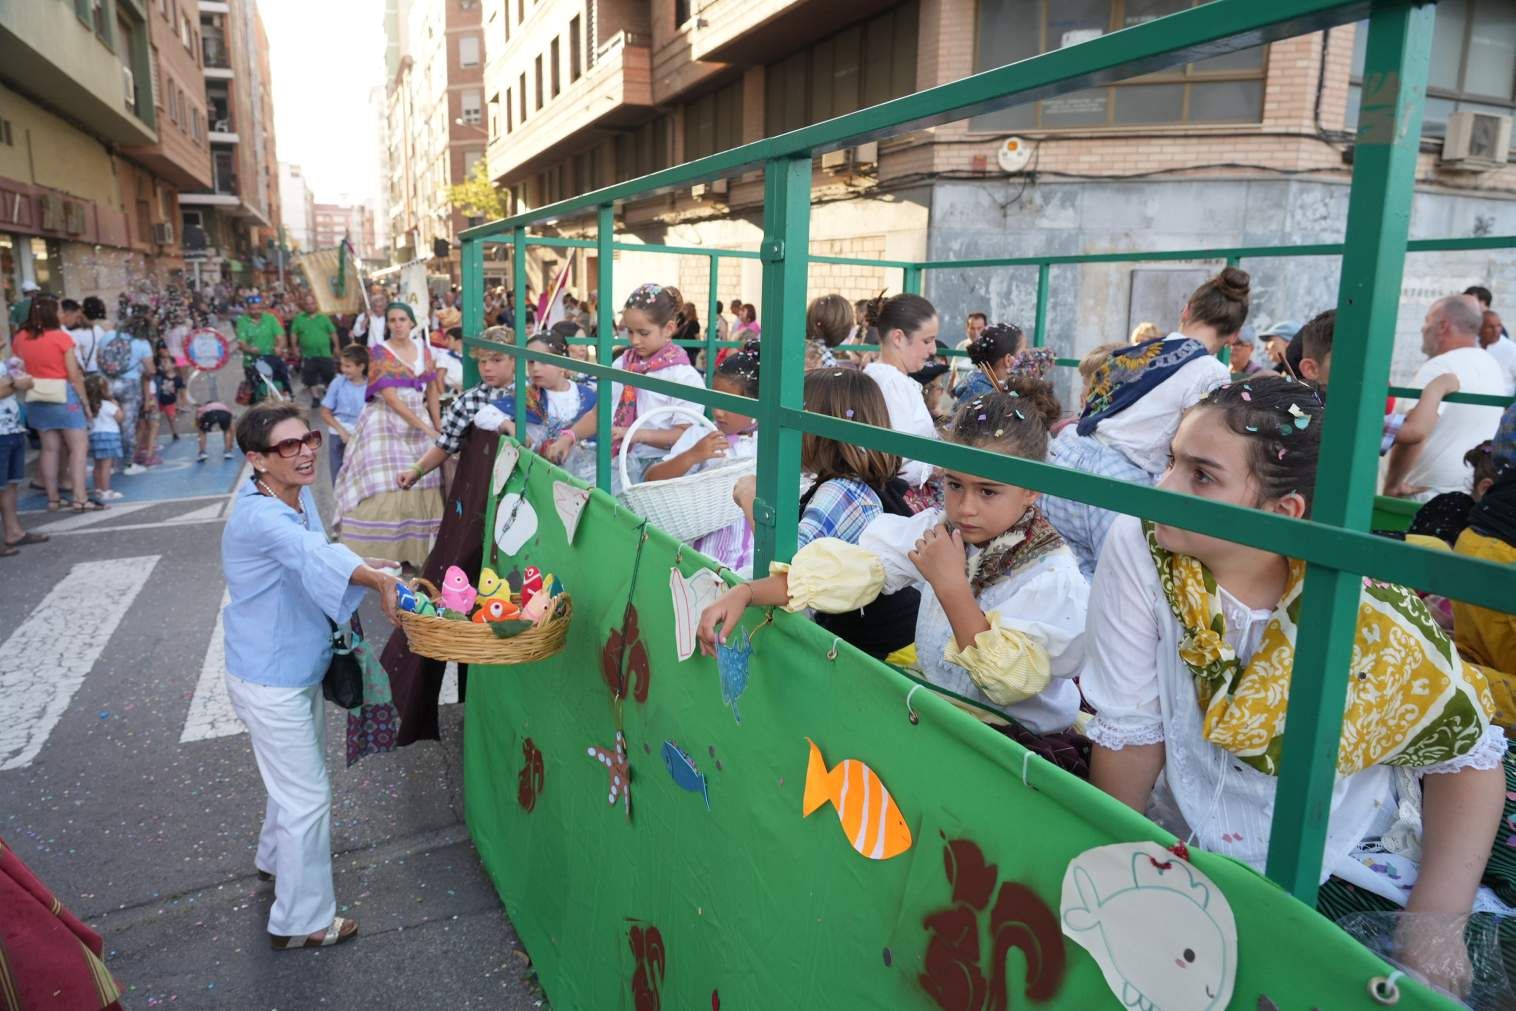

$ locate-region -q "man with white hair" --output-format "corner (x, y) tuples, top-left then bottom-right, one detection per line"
(1385, 293), (1514, 500)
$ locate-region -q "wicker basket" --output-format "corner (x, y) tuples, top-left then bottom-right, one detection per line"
(396, 578), (573, 665)
(617, 406), (755, 543)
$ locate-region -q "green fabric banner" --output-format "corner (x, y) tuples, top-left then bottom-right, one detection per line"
(463, 442), (1453, 1010)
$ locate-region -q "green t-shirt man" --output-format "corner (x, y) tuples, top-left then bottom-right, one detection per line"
(291, 311), (337, 358)
(236, 311), (284, 356)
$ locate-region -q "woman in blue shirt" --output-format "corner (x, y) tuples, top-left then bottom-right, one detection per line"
(221, 402), (401, 950)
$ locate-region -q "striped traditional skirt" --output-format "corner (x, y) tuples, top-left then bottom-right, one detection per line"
(333, 391), (442, 567)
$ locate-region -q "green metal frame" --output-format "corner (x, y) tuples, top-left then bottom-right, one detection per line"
(460, 0), (1514, 903)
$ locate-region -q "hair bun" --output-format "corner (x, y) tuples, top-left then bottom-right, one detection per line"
(1216, 266), (1251, 301)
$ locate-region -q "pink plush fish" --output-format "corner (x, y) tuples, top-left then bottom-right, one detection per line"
(441, 565), (477, 614)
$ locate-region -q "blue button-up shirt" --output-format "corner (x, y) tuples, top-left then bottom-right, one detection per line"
(320, 375), (367, 428)
(221, 480), (366, 687)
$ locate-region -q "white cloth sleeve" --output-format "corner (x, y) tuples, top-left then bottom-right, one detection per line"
(980, 559), (1090, 679)
(1080, 515), (1167, 749)
(857, 509), (943, 594)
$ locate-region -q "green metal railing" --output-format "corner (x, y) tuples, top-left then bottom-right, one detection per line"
(461, 0), (1515, 904)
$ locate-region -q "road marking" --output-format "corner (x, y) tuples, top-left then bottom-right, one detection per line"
(442, 662), (459, 705)
(19, 491), (234, 517)
(32, 501), (159, 532)
(0, 556), (160, 771)
(180, 590), (244, 744)
(172, 501), (228, 523)
(37, 517), (228, 538)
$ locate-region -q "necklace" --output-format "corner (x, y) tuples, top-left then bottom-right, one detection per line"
(256, 477), (302, 514)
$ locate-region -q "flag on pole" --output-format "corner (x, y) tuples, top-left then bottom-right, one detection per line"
(536, 258), (574, 334)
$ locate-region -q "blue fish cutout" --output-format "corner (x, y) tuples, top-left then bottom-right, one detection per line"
(661, 740), (710, 810)
(395, 583), (421, 613)
(716, 628), (752, 725)
(455, 499), (463, 515)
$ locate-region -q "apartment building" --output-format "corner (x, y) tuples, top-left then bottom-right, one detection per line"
(278, 162), (316, 251)
(384, 0), (485, 279)
(312, 202), (378, 259)
(181, 0), (282, 288)
(482, 0), (1516, 384)
(0, 0), (187, 318)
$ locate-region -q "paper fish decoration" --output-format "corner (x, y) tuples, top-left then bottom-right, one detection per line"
(521, 566), (543, 608)
(441, 565), (477, 614)
(715, 627), (752, 724)
(670, 567), (727, 662)
(661, 740), (710, 810)
(588, 730), (631, 820)
(416, 598), (438, 617)
(493, 494), (539, 556)
(491, 442), (520, 496)
(395, 583), (421, 613)
(802, 737), (912, 861)
(478, 567), (505, 598)
(553, 480), (591, 543)
(473, 597), (520, 623)
(1061, 842), (1236, 1011)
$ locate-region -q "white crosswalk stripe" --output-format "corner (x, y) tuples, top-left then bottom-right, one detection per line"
(0, 556), (160, 770)
(180, 590), (244, 743)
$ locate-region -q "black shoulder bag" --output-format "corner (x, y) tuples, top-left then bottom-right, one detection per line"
(322, 616), (365, 710)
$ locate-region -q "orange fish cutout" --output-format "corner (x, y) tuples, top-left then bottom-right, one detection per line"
(472, 596), (520, 623)
(802, 737), (912, 860)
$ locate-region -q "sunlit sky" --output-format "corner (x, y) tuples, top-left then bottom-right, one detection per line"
(261, 0), (386, 205)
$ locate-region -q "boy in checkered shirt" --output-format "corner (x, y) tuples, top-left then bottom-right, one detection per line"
(397, 327), (514, 489)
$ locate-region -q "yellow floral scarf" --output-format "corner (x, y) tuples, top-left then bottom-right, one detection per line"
(1143, 522), (1494, 776)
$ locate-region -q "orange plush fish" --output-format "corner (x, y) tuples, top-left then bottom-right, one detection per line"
(472, 597), (521, 623)
(802, 737), (912, 860)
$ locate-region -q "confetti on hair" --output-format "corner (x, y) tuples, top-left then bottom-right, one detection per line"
(977, 413), (987, 422)
(1287, 403), (1304, 418)
(1245, 424), (1258, 432)
(1279, 425), (1292, 436)
(1013, 409), (1024, 421)
(1278, 447), (1287, 460)
(994, 429), (1004, 437)
(1293, 415), (1310, 430)
(1240, 391), (1251, 402)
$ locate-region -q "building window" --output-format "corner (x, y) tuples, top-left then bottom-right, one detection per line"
(569, 16), (582, 81)
(676, 0), (691, 27)
(464, 149), (484, 177)
(535, 54), (544, 109)
(765, 2), (918, 136)
(181, 13), (193, 49)
(461, 89), (483, 125)
(459, 35), (481, 67)
(1347, 3), (1516, 141)
(684, 78), (743, 159)
(519, 73), (527, 121)
(505, 88), (513, 131)
(971, 0), (1266, 130)
(551, 37), (561, 97)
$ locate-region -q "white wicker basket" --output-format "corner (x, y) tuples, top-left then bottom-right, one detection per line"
(617, 406), (755, 543)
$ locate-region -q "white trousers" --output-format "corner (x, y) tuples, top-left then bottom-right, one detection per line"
(224, 674), (336, 937)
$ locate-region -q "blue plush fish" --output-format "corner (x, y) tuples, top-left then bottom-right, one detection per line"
(661, 740), (710, 810)
(716, 628), (752, 725)
(395, 583), (421, 613)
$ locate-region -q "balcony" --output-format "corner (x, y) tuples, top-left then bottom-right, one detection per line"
(208, 112), (238, 144)
(202, 37), (233, 78)
(487, 30), (653, 183)
(688, 0), (898, 65)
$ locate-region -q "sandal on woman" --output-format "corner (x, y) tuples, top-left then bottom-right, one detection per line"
(4, 532), (49, 548)
(0, 545), (17, 558)
(46, 500), (62, 512)
(256, 869), (274, 882)
(70, 499), (105, 513)
(270, 916), (357, 950)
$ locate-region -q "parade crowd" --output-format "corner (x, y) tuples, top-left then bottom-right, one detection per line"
(6, 263), (1516, 999)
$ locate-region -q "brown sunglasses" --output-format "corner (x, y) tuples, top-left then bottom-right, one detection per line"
(262, 430), (323, 458)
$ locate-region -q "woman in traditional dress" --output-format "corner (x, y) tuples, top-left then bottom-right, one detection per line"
(333, 302), (443, 568)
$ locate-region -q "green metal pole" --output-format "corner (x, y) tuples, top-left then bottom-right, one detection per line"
(1265, 0), (1433, 902)
(1033, 262), (1050, 348)
(461, 238), (483, 387)
(705, 252), (720, 385)
(512, 226), (528, 437)
(751, 157), (810, 572)
(901, 264), (923, 296)
(595, 205), (614, 493)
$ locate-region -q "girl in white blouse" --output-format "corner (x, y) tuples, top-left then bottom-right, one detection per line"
(1083, 376), (1508, 997)
(862, 293), (942, 488)
(706, 388), (1088, 737)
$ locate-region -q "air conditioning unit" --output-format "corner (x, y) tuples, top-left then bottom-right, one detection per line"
(38, 193), (63, 231)
(1442, 110), (1511, 169)
(62, 201), (86, 235)
(854, 141), (878, 168)
(820, 148), (852, 172)
(153, 222), (175, 244)
(821, 144), (879, 174)
(122, 66), (136, 110)
(690, 178), (728, 200)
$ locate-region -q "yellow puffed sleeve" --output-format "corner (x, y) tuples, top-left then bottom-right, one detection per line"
(943, 610), (1052, 705)
(769, 538), (884, 614)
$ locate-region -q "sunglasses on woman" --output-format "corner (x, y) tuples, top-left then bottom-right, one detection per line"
(262, 430), (323, 458)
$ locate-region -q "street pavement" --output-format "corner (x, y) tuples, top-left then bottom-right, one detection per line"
(1, 371), (545, 1009)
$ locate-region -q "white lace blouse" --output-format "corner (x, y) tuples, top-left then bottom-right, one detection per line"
(1082, 515), (1508, 906)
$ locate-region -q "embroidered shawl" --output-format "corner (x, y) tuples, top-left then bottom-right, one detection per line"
(1143, 521), (1494, 776)
(1076, 336), (1210, 437)
(964, 506), (1065, 596)
(611, 341), (692, 449)
(365, 341), (435, 400)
